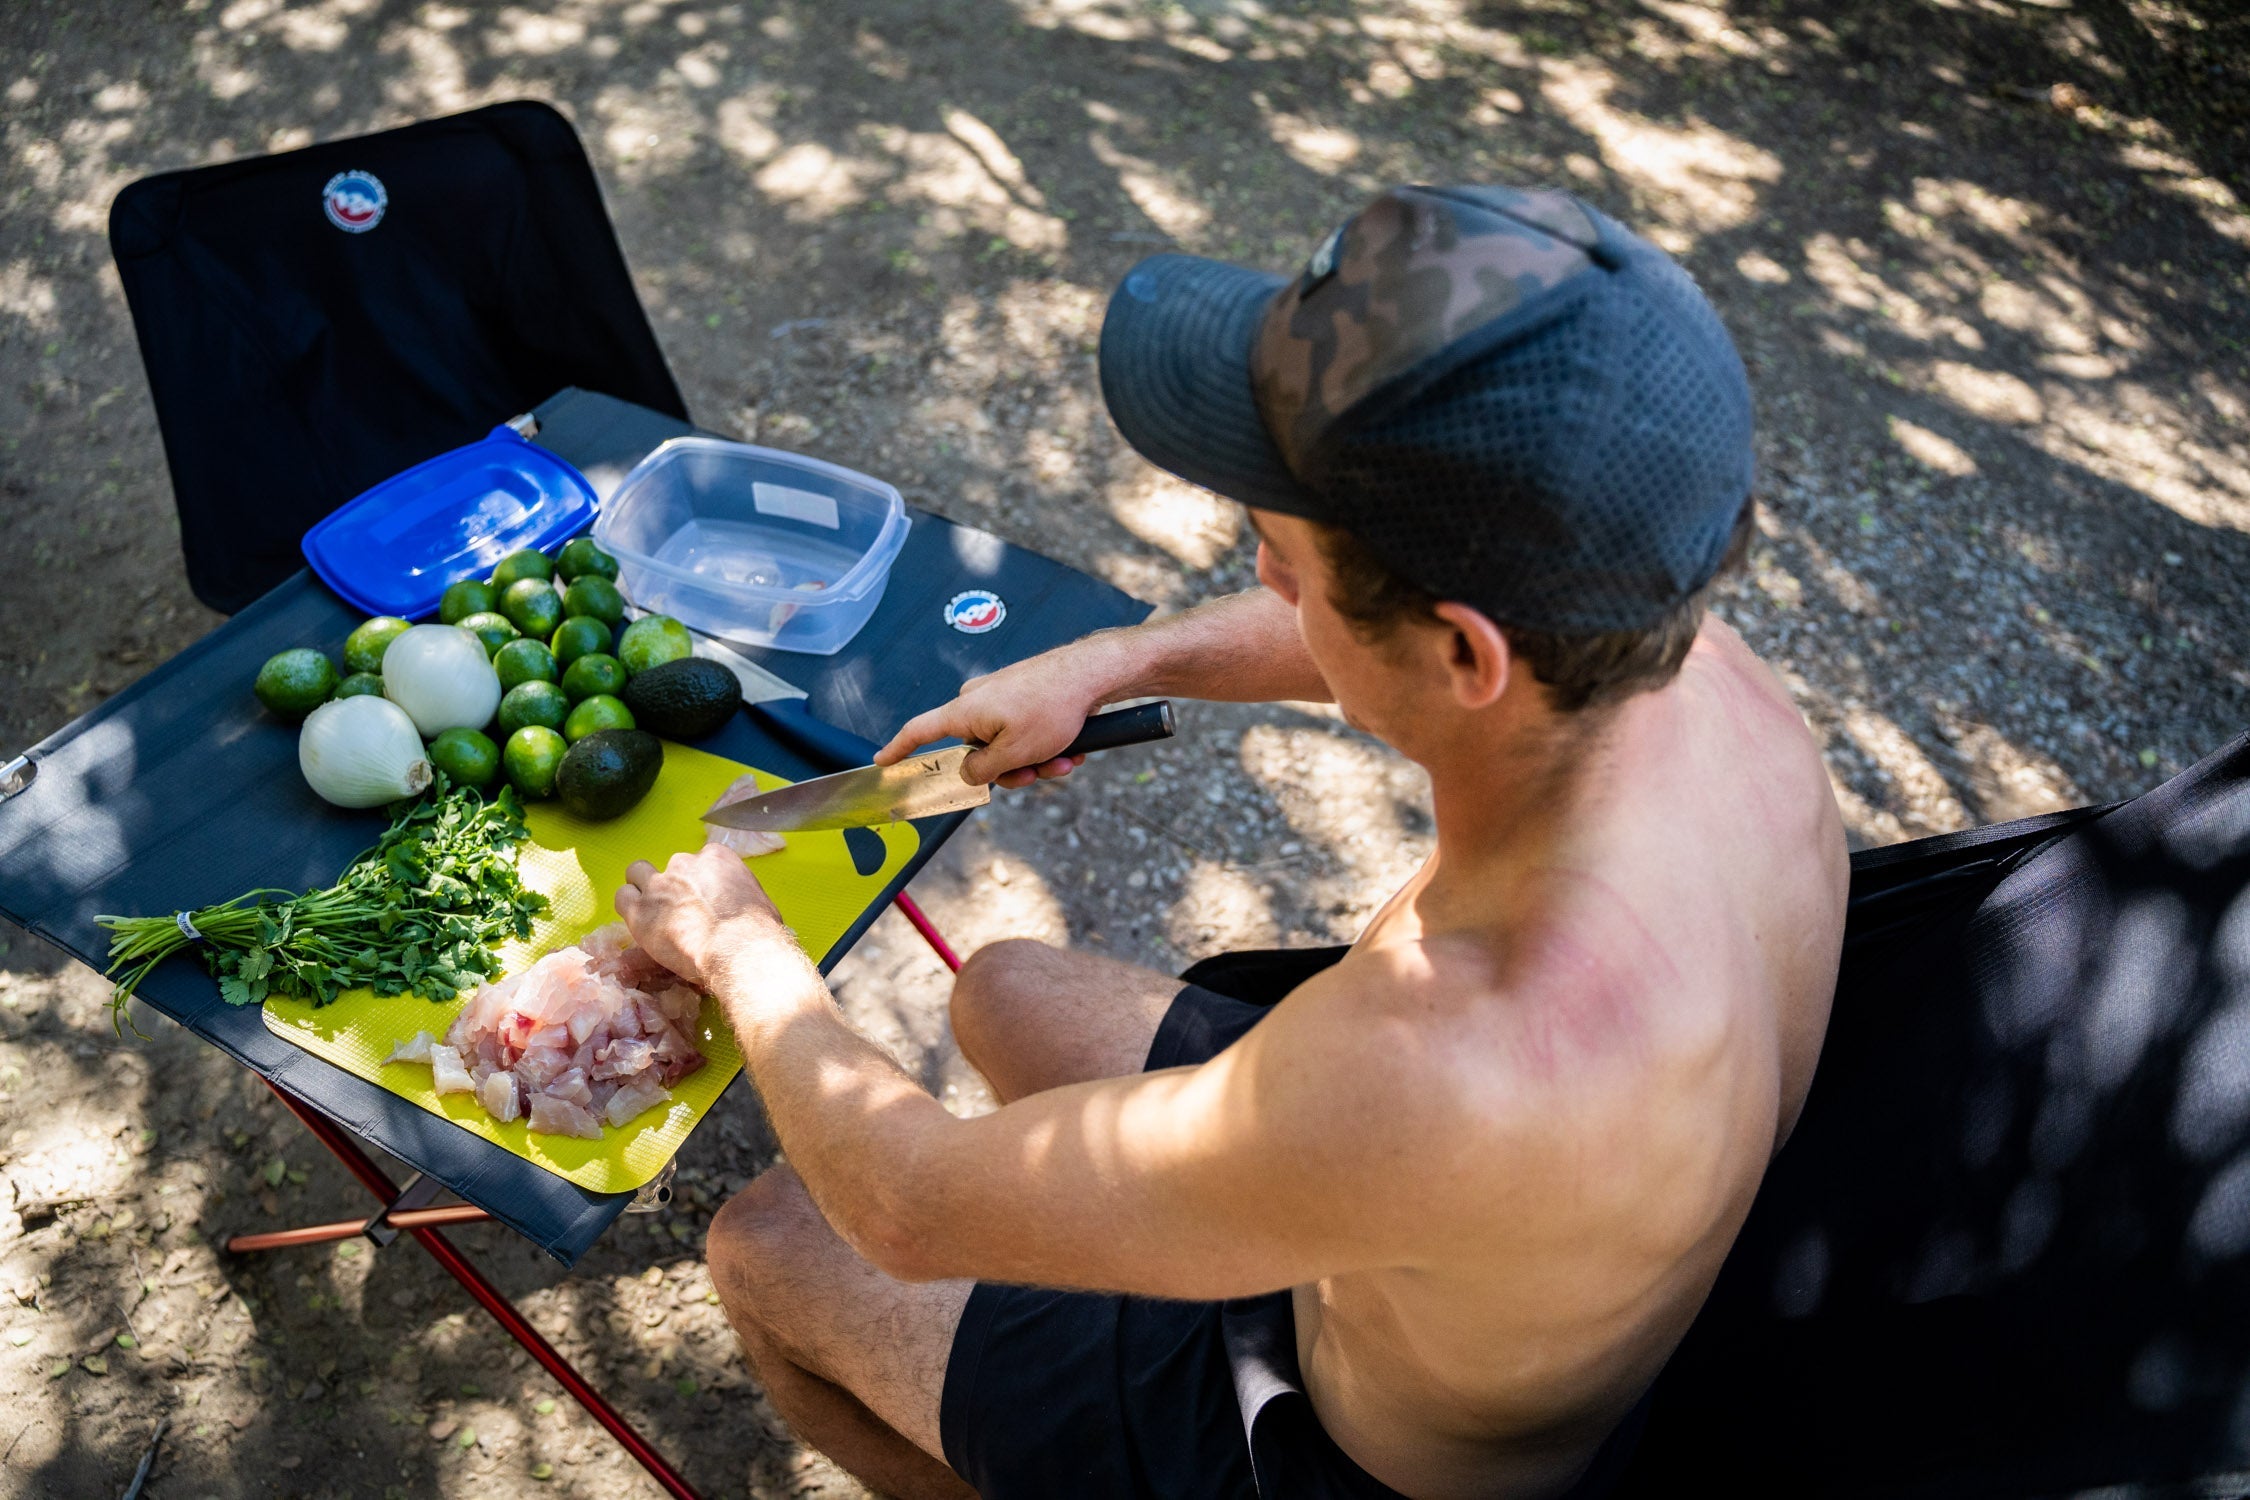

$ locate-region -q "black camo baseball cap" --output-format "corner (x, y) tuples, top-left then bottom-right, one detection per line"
(1098, 184), (1754, 634)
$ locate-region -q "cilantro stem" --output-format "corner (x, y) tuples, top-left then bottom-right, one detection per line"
(94, 779), (550, 1030)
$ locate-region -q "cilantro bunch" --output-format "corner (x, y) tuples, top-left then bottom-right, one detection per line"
(98, 779), (551, 1025)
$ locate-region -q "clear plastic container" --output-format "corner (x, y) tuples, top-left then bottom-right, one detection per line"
(594, 438), (908, 656)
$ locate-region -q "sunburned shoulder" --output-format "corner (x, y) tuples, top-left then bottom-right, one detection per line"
(1677, 620), (1847, 845)
(1684, 619), (1803, 723)
(1255, 934), (1675, 1132)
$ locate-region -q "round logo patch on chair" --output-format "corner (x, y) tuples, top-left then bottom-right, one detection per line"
(321, 170), (388, 233)
(944, 589), (1006, 634)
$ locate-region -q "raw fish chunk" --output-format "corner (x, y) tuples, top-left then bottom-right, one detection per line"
(566, 1001), (607, 1046)
(527, 1093), (603, 1140)
(654, 984), (702, 1028)
(705, 824), (787, 858)
(592, 1037), (655, 1080)
(478, 1071), (522, 1124)
(393, 923), (712, 1138)
(513, 1045), (571, 1090)
(543, 1066), (594, 1108)
(429, 1044), (475, 1096)
(605, 1078), (671, 1127)
(704, 772), (789, 857)
(580, 924), (630, 962)
(651, 1028), (705, 1080)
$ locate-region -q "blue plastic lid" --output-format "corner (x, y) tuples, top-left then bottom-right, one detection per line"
(300, 426), (599, 619)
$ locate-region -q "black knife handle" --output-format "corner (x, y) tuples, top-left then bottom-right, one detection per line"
(1058, 701), (1175, 759)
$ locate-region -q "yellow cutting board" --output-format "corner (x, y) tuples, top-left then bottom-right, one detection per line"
(262, 741), (918, 1192)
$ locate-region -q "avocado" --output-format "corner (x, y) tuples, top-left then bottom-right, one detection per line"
(621, 657), (743, 741)
(555, 729), (664, 820)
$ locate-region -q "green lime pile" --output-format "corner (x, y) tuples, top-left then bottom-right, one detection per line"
(427, 727), (500, 790)
(253, 649), (339, 720)
(617, 615), (692, 675)
(256, 534), (709, 822)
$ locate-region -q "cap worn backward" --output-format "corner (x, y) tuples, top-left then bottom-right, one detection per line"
(1098, 183), (1755, 635)
(1097, 253), (1309, 516)
(1249, 185), (1602, 482)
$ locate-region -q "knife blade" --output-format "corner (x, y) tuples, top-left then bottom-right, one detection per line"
(701, 701), (1175, 833)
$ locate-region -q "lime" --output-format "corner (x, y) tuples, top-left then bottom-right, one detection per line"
(343, 616), (412, 675)
(437, 580), (496, 625)
(503, 725), (569, 801)
(493, 637), (559, 691)
(560, 652), (627, 703)
(334, 671), (385, 700)
(616, 615), (693, 676)
(564, 694), (635, 743)
(456, 612), (519, 657)
(497, 680), (571, 738)
(490, 548), (554, 588)
(561, 575), (626, 629)
(253, 649), (338, 720)
(550, 615), (612, 668)
(556, 537), (620, 583)
(499, 579), (565, 640)
(427, 727), (500, 790)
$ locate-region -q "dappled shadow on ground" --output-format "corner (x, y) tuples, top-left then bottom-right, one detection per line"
(2, 0), (2245, 835)
(3, 0), (2248, 1492)
(0, 911), (876, 1499)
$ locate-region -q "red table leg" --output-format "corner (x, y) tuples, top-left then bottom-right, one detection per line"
(892, 891), (961, 972)
(257, 1080), (704, 1500)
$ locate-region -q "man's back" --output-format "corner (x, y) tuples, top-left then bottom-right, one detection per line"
(1252, 620), (1847, 1498)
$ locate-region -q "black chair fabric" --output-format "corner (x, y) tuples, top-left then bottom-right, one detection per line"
(1620, 729), (2250, 1496)
(110, 100), (685, 613)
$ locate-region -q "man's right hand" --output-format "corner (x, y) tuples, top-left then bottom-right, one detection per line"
(874, 588), (1324, 788)
(872, 645), (1112, 788)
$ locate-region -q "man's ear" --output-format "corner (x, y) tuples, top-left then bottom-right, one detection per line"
(1431, 602), (1511, 710)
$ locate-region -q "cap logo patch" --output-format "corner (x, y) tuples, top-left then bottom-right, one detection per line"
(1303, 226), (1343, 288)
(322, 170), (388, 233)
(943, 589), (1006, 635)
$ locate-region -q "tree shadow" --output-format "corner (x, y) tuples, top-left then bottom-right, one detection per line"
(5, 0), (2250, 1490)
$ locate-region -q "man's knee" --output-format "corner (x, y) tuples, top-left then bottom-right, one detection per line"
(708, 1164), (824, 1324)
(949, 937), (1061, 1057)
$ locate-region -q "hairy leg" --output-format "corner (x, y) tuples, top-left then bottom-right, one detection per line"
(709, 1165), (977, 1500)
(948, 938), (1187, 1103)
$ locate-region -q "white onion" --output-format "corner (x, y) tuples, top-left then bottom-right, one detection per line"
(299, 696), (432, 808)
(382, 624), (501, 736)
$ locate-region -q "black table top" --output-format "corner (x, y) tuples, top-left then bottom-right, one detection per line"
(0, 388), (1147, 1263)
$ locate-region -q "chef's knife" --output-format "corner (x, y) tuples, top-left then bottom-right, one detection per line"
(702, 701), (1175, 833)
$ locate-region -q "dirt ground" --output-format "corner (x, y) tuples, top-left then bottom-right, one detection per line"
(2, 0), (2247, 1495)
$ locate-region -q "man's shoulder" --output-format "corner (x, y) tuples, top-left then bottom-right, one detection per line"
(1259, 932), (1658, 1124)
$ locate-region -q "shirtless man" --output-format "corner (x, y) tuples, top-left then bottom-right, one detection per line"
(614, 185), (1849, 1499)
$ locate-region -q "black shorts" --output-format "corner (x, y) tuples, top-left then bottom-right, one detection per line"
(937, 946), (1648, 1498)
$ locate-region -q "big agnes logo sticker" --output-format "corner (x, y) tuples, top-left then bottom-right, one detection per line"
(943, 590), (1006, 635)
(322, 170), (388, 233)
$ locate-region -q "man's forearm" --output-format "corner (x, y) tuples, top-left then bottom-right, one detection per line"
(1073, 588), (1330, 706)
(709, 933), (954, 1273)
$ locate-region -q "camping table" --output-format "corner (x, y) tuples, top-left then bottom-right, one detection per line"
(0, 387), (1148, 1498)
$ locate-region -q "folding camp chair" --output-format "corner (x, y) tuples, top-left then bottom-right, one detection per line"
(1616, 730), (2250, 1496)
(110, 99), (686, 615)
(102, 111), (986, 1499)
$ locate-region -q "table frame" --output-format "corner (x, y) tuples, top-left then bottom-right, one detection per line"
(0, 387), (1147, 1496)
(224, 894), (963, 1500)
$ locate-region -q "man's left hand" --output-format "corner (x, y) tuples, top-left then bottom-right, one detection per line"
(615, 843), (797, 992)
